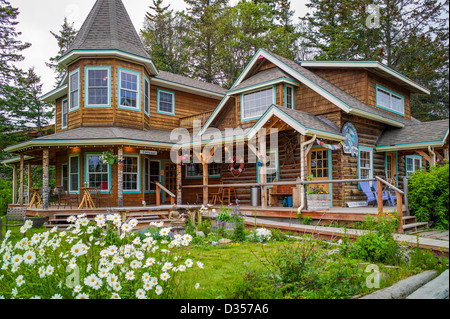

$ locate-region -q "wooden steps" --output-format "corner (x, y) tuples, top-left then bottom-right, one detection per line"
(403, 215), (429, 233)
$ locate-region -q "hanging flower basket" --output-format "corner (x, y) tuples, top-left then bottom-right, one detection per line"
(100, 150), (118, 165)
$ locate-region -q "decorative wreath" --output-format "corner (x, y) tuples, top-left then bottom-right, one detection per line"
(229, 157), (244, 176)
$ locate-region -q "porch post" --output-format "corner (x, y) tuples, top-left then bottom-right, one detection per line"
(12, 164), (17, 205)
(27, 163), (31, 204)
(177, 151), (182, 205)
(259, 129), (267, 208)
(118, 146), (124, 208)
(42, 148), (49, 210)
(444, 147), (449, 161)
(19, 153), (24, 206)
(202, 159), (208, 205)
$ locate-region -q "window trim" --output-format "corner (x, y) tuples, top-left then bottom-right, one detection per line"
(68, 153), (80, 194)
(241, 85), (276, 122)
(157, 88), (175, 116)
(144, 158), (161, 193)
(61, 97), (68, 130)
(256, 148), (279, 184)
(85, 66), (112, 108)
(185, 163), (221, 179)
(118, 68), (141, 111)
(68, 69), (80, 112)
(84, 153), (112, 193)
(405, 155), (422, 176)
(144, 76), (150, 116)
(376, 84), (405, 116)
(358, 146), (374, 186)
(122, 154), (141, 194)
(284, 84), (295, 110)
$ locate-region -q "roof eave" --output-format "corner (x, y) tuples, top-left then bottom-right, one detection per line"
(40, 84), (68, 103)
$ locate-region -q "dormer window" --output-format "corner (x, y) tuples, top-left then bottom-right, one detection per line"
(241, 87), (275, 121)
(119, 68), (140, 110)
(85, 67), (111, 107)
(376, 85), (404, 116)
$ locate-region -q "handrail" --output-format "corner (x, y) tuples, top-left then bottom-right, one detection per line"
(181, 178), (376, 189)
(375, 176), (404, 195)
(154, 182), (176, 198)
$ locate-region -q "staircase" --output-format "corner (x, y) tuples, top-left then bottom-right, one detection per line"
(402, 215), (429, 233)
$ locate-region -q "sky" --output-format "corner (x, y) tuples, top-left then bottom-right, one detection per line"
(11, 0), (309, 94)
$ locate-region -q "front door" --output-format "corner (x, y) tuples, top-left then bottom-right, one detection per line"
(164, 162), (177, 203)
(307, 147), (330, 194)
(386, 152), (397, 186)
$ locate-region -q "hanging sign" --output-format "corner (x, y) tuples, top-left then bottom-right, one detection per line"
(140, 150), (158, 156)
(342, 122), (359, 157)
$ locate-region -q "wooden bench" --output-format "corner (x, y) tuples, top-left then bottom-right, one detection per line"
(268, 178), (300, 207)
(1, 207), (27, 240)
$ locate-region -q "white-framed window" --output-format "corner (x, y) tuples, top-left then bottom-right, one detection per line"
(69, 69), (79, 111)
(242, 87), (274, 121)
(61, 98), (68, 129)
(257, 149), (279, 183)
(285, 85), (294, 109)
(406, 155), (422, 176)
(157, 89), (175, 115)
(119, 69), (140, 109)
(123, 155), (139, 191)
(86, 67), (110, 107)
(69, 154), (79, 193)
(358, 147), (373, 181)
(144, 77), (150, 115)
(144, 158), (160, 192)
(87, 155), (109, 190)
(376, 85), (405, 116)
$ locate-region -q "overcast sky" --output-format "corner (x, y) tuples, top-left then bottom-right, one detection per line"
(11, 0), (309, 94)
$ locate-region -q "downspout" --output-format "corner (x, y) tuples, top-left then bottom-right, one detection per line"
(297, 134), (316, 215)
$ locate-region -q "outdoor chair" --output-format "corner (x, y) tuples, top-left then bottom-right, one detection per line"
(0, 207), (27, 241)
(359, 181), (377, 207)
(88, 187), (101, 208)
(56, 188), (79, 209)
(211, 187), (223, 205)
(372, 182), (393, 207)
(98, 186), (114, 208)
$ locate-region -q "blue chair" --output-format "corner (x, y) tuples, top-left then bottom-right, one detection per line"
(372, 182), (392, 206)
(360, 181), (377, 207)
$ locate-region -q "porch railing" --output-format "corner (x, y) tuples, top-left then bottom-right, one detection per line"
(182, 176), (406, 233)
(154, 182), (176, 206)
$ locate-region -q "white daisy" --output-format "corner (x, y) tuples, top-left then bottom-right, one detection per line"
(145, 257), (155, 267)
(195, 283), (200, 290)
(51, 294), (63, 299)
(23, 251), (36, 265)
(11, 254), (22, 266)
(155, 285), (163, 295)
(125, 270), (135, 281)
(159, 227), (171, 237)
(196, 261), (204, 269)
(67, 216), (77, 223)
(160, 272), (170, 281)
(135, 288), (146, 299)
(185, 259), (194, 268)
(76, 293), (89, 299)
(38, 266), (46, 278)
(24, 220), (33, 229)
(46, 265), (55, 276)
(111, 293), (121, 299)
(16, 275), (25, 287)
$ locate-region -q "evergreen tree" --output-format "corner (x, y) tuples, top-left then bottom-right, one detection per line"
(141, 0), (190, 75)
(46, 17), (77, 87)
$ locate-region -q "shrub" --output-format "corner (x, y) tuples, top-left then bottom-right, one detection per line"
(408, 164), (449, 230)
(0, 179), (12, 216)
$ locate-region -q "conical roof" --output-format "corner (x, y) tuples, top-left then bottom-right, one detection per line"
(64, 0), (151, 60)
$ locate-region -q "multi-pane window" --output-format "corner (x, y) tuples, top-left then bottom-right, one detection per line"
(87, 155), (109, 190)
(376, 85), (404, 115)
(123, 156), (139, 191)
(186, 163), (220, 178)
(62, 99), (68, 129)
(145, 158), (160, 191)
(69, 155), (79, 193)
(144, 78), (150, 115)
(86, 68), (109, 106)
(286, 85), (294, 109)
(310, 149), (329, 178)
(406, 156), (422, 176)
(69, 70), (79, 110)
(119, 70), (139, 109)
(359, 148), (373, 180)
(158, 90), (175, 115)
(62, 163), (68, 191)
(242, 87), (273, 120)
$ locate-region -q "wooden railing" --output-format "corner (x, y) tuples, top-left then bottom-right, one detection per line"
(179, 110), (213, 129)
(154, 182), (176, 206)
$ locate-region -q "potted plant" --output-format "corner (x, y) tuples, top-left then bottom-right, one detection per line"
(100, 150), (118, 165)
(306, 175), (331, 209)
(27, 215), (48, 228)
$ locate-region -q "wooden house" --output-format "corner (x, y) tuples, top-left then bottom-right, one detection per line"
(3, 0), (449, 217)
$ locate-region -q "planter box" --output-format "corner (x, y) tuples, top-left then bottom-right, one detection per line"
(307, 194), (331, 209)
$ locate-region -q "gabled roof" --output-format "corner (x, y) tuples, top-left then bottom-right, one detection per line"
(376, 119), (449, 151)
(229, 67), (298, 92)
(58, 0), (158, 75)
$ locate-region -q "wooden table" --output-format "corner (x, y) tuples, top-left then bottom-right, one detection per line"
(78, 187), (97, 209)
(222, 187), (238, 205)
(28, 188), (43, 208)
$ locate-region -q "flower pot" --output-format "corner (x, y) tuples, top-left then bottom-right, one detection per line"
(28, 216), (47, 228)
(307, 194), (331, 209)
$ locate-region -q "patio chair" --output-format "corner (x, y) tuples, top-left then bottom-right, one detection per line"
(211, 187), (223, 205)
(88, 187), (101, 208)
(0, 207), (27, 240)
(372, 182), (392, 206)
(56, 189), (79, 209)
(359, 181), (377, 207)
(98, 186), (114, 208)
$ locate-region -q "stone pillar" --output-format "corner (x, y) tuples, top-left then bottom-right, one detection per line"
(176, 151), (182, 205)
(19, 153), (24, 206)
(12, 164), (17, 205)
(202, 160), (208, 205)
(259, 129), (267, 208)
(118, 146), (124, 208)
(27, 163), (31, 204)
(42, 148), (49, 210)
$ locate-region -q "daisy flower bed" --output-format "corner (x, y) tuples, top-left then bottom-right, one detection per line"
(0, 213), (203, 299)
